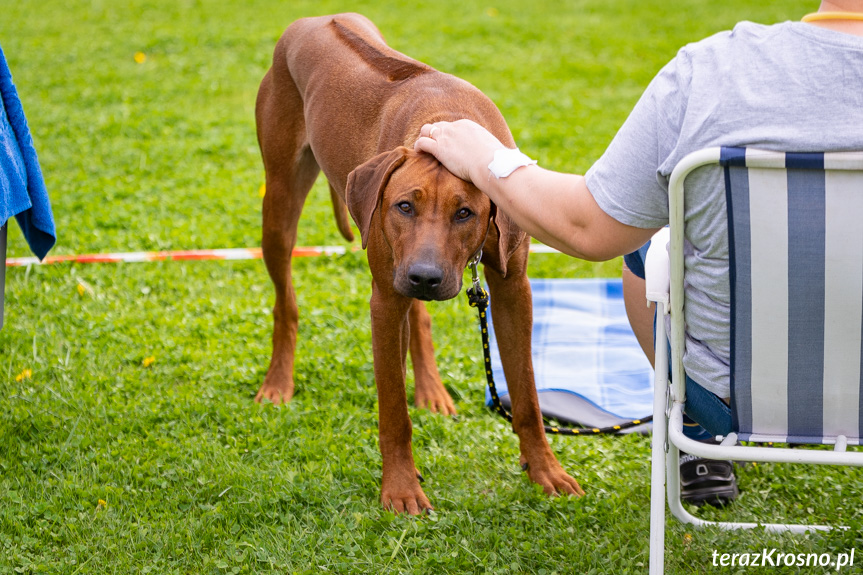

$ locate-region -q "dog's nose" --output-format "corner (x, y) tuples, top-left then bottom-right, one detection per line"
(407, 263), (443, 291)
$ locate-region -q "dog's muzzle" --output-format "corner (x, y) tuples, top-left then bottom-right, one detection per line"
(397, 262), (459, 301)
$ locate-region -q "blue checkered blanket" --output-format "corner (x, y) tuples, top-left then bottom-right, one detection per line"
(486, 278), (654, 428)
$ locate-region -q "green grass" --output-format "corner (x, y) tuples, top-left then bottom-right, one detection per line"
(2, 0), (861, 573)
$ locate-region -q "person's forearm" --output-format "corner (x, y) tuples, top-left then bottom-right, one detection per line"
(472, 164), (586, 258)
(472, 164), (640, 261)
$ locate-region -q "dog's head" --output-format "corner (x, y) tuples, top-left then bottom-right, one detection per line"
(346, 146), (523, 301)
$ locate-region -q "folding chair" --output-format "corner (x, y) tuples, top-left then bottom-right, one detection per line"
(646, 147), (863, 574)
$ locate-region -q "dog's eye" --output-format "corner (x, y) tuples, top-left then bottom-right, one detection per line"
(396, 202), (413, 215)
(455, 208), (473, 221)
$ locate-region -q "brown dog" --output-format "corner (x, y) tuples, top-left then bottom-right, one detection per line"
(255, 13), (583, 513)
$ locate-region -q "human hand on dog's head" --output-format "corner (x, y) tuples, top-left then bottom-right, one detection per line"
(415, 119), (505, 184)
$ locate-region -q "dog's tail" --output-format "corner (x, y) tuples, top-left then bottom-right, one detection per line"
(329, 183), (355, 242)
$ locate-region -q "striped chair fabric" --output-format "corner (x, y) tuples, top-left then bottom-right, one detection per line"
(722, 147), (863, 445)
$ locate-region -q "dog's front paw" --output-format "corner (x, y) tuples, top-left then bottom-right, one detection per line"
(381, 474), (433, 515)
(414, 382), (457, 416)
(255, 371), (295, 405)
(521, 455), (585, 497)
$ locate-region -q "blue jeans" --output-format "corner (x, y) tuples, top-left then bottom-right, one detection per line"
(625, 243), (733, 439)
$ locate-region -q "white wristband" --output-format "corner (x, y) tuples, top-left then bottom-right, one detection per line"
(487, 147), (537, 178)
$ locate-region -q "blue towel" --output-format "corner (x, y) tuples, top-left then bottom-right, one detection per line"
(0, 44), (55, 259)
(486, 278), (654, 428)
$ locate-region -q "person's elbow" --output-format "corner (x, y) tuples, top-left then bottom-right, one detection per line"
(555, 210), (659, 262)
(568, 181), (660, 261)
(573, 226), (658, 262)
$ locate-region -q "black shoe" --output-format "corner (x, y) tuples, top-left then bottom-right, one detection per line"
(679, 453), (739, 507)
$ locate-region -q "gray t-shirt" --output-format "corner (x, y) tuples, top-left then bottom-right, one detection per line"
(585, 21), (863, 397)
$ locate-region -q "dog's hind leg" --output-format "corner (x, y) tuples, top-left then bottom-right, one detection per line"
(255, 62), (320, 404)
(408, 300), (456, 415)
(329, 183), (355, 242)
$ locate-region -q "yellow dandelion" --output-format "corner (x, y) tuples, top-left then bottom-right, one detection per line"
(134, 52), (147, 64)
(142, 356), (156, 368)
(97, 499), (107, 508)
(683, 533), (693, 544)
(77, 283), (87, 296)
(15, 369), (32, 382)
(259, 183), (266, 198)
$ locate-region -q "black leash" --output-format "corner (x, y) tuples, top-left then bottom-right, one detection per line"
(465, 254), (652, 436)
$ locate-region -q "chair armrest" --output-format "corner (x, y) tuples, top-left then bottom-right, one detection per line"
(645, 227), (670, 307)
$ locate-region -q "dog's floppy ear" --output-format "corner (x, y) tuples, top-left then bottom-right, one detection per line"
(346, 147), (410, 249)
(488, 202), (527, 277)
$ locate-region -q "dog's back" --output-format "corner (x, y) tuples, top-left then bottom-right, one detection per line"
(281, 14), (433, 101)
(275, 13), (513, 191)
(326, 17), (433, 84)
